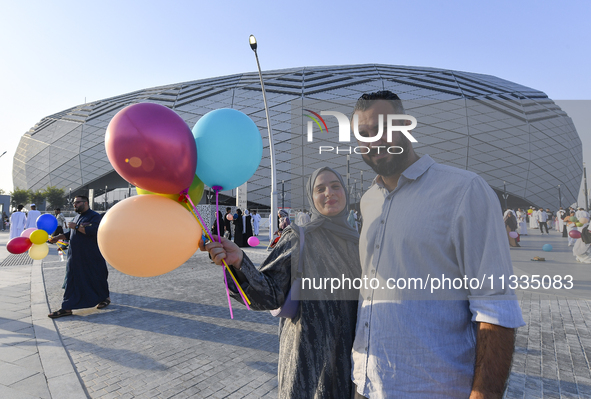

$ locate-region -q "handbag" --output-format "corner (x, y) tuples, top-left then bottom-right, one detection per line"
(270, 226), (305, 319)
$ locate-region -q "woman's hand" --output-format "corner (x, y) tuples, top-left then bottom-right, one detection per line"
(199, 235), (244, 268)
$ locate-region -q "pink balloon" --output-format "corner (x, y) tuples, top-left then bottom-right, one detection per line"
(226, 214), (234, 221)
(105, 103), (197, 194)
(247, 236), (260, 247)
(21, 228), (37, 238)
(569, 230), (581, 239)
(509, 231), (518, 238)
(7, 237), (33, 254)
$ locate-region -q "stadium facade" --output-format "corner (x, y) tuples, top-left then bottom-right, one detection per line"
(13, 64), (582, 211)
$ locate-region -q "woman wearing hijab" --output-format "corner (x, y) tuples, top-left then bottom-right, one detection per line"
(233, 209), (244, 247)
(504, 210), (520, 247)
(202, 167), (361, 398)
(242, 210), (253, 246)
(274, 209), (291, 236)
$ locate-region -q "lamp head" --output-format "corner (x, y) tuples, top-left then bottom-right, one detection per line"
(249, 35), (257, 51)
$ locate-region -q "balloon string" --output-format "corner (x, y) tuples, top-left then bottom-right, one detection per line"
(215, 190), (221, 243)
(223, 264), (234, 319)
(182, 193), (251, 308)
(184, 204), (238, 317)
(214, 187), (232, 318)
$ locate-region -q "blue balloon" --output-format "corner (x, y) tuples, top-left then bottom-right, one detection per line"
(542, 244), (553, 252)
(36, 214), (58, 235)
(193, 109), (263, 191)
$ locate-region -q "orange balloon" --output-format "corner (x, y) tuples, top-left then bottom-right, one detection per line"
(97, 195), (202, 277)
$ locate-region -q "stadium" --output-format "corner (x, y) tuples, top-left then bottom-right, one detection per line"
(13, 64), (582, 211)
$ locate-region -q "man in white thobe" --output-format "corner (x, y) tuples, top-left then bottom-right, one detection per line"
(9, 205), (27, 239)
(576, 207), (590, 221)
(25, 204), (41, 229)
(529, 207), (539, 229)
(516, 208), (528, 235)
(557, 207), (566, 234)
(251, 210), (261, 236)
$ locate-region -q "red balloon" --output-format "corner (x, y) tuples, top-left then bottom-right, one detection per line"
(7, 237), (33, 254)
(105, 103), (197, 194)
(569, 230), (582, 239)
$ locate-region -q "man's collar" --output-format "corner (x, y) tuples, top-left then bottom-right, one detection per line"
(373, 155), (435, 188)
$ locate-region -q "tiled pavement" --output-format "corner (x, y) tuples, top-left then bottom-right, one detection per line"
(2, 227), (591, 398)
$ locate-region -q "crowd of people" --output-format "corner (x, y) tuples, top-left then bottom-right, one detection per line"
(502, 205), (591, 263)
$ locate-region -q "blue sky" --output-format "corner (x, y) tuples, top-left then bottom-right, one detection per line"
(1, 0), (589, 194)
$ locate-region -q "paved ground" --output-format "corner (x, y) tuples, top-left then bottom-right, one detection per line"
(2, 225), (591, 398)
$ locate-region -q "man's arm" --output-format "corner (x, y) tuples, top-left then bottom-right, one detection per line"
(470, 322), (515, 399)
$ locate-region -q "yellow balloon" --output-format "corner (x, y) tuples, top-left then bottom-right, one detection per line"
(137, 174), (204, 212)
(29, 243), (49, 260)
(97, 195), (202, 277)
(29, 229), (49, 245)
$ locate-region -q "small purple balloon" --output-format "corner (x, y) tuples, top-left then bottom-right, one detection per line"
(509, 231), (518, 238)
(247, 236), (260, 247)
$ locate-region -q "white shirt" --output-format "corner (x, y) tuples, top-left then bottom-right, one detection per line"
(25, 210), (41, 229)
(353, 155), (524, 398)
(9, 212), (26, 239)
(537, 211), (548, 223)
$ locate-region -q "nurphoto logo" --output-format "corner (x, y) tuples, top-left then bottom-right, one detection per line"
(304, 109), (418, 154)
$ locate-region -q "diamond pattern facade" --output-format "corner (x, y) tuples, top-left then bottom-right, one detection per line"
(13, 64), (582, 210)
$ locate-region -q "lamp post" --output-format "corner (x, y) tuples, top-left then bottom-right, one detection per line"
(281, 180), (285, 210)
(360, 171), (364, 196)
(249, 35), (278, 235)
(584, 163), (589, 211)
(347, 155), (350, 205)
(69, 188), (72, 210)
(502, 181), (508, 210)
(558, 185), (562, 209)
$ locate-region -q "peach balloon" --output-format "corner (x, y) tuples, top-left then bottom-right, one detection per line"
(98, 195), (201, 277)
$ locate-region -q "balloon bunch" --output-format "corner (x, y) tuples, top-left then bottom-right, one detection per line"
(99, 103), (263, 318)
(7, 214), (58, 260)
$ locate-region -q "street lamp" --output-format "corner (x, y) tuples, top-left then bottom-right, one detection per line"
(281, 180), (285, 210)
(558, 185), (562, 209)
(360, 171), (364, 196)
(584, 162), (589, 211)
(249, 34), (278, 235)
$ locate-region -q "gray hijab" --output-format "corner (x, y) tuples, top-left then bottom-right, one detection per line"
(299, 166), (360, 243)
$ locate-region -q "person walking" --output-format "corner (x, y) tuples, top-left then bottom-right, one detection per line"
(25, 204), (41, 229)
(47, 196), (110, 318)
(9, 205), (26, 239)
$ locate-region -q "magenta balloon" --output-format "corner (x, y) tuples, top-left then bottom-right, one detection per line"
(105, 103), (197, 194)
(509, 231), (518, 238)
(247, 236), (260, 247)
(21, 228), (37, 238)
(7, 237), (33, 254)
(569, 230), (581, 239)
